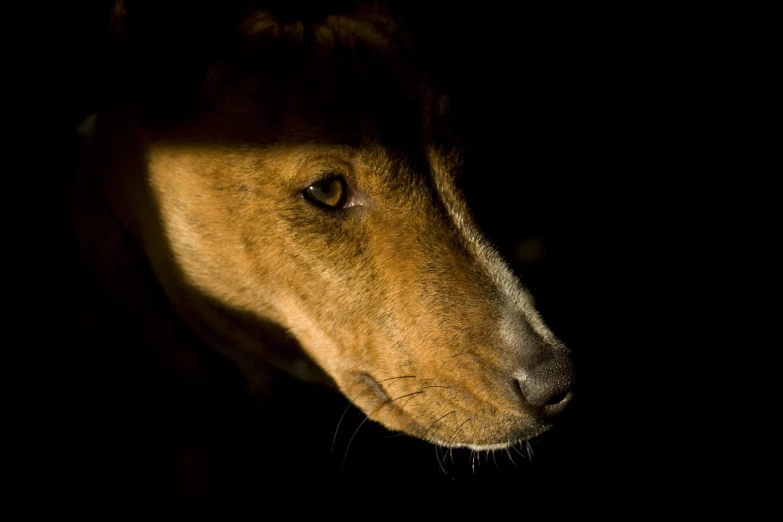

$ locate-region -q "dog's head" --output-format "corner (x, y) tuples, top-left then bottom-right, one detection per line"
(95, 1), (574, 450)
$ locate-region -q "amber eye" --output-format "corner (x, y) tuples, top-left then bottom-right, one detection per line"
(303, 176), (349, 209)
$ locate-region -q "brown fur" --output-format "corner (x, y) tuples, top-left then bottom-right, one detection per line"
(73, 1), (573, 451)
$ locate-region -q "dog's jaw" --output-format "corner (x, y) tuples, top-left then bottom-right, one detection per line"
(91, 6), (575, 452)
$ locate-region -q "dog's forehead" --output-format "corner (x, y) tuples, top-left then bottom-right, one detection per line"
(229, 44), (426, 148)
(190, 13), (427, 144)
(144, 11), (460, 189)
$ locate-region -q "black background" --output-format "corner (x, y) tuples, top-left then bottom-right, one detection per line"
(18, 0), (759, 518)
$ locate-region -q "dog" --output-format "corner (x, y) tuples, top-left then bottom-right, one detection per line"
(61, 0), (574, 496)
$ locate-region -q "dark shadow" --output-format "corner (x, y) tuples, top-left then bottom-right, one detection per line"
(27, 0), (690, 518)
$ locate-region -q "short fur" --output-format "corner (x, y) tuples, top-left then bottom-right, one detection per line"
(72, 0), (574, 452)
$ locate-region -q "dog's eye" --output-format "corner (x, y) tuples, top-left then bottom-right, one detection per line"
(303, 176), (351, 209)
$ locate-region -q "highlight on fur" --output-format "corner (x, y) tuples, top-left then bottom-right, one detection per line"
(74, 0), (575, 460)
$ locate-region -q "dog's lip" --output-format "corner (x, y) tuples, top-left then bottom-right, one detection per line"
(353, 373), (426, 434)
(351, 374), (556, 448)
(356, 373), (407, 409)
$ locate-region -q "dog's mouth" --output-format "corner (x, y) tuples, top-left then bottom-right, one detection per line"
(351, 373), (428, 437)
(348, 373), (555, 450)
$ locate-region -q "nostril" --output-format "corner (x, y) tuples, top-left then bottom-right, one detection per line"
(542, 387), (573, 417)
(514, 368), (574, 416)
(546, 389), (570, 407)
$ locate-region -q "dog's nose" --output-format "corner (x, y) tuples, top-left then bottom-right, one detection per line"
(513, 356), (574, 417)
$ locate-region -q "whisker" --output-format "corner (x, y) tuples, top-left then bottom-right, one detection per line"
(379, 393), (417, 425)
(389, 390), (425, 402)
(512, 444), (528, 460)
(435, 446), (452, 478)
(422, 410), (456, 442)
(442, 417), (472, 464)
(339, 416), (373, 479)
(376, 383), (448, 426)
(448, 418), (471, 445)
(339, 389), (424, 477)
(491, 449), (499, 471)
(505, 447), (518, 468)
(330, 375), (415, 459)
(378, 376), (417, 383)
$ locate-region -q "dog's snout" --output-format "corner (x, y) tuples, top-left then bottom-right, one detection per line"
(513, 356), (574, 417)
